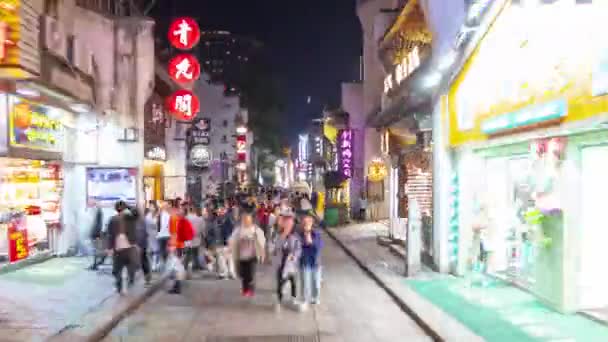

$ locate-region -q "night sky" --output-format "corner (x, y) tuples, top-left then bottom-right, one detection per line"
(149, 0), (362, 142)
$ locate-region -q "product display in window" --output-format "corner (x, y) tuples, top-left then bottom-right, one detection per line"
(0, 158), (62, 263)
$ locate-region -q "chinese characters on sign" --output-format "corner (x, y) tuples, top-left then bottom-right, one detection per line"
(190, 144), (211, 168)
(168, 17), (200, 50)
(8, 217), (29, 263)
(10, 96), (64, 152)
(338, 129), (353, 179)
(166, 17), (201, 122)
(384, 46), (421, 94)
(166, 89), (200, 121)
(236, 135), (247, 162)
(168, 54), (200, 84)
(187, 118), (210, 146)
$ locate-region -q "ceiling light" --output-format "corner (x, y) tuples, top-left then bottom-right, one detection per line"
(15, 87), (40, 98)
(69, 103), (91, 113)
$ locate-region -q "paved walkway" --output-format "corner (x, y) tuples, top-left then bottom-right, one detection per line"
(327, 222), (608, 342)
(0, 256), (163, 342)
(103, 230), (431, 342)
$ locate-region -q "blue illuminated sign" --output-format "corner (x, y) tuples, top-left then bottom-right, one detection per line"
(481, 99), (567, 135)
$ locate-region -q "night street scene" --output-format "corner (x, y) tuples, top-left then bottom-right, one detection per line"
(1, 0), (608, 341)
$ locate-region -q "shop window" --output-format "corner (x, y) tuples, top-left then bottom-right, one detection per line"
(222, 135), (228, 143)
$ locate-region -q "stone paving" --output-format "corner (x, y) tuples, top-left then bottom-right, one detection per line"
(104, 229), (431, 342)
(0, 256), (162, 342)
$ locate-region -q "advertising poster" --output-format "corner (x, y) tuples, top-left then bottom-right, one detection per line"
(8, 216), (28, 263)
(9, 96), (64, 152)
(86, 168), (137, 207)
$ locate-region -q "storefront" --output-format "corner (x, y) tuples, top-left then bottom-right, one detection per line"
(0, 94), (66, 265)
(445, 0), (608, 313)
(143, 146), (166, 204)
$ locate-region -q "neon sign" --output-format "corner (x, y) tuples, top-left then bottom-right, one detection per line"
(338, 129), (353, 179)
(384, 46), (421, 94)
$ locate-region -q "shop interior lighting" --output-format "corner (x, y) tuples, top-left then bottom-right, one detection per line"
(236, 126), (247, 134)
(15, 87), (40, 98)
(69, 103), (91, 113)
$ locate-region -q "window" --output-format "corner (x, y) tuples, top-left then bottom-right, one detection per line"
(66, 35), (75, 64)
(222, 135), (228, 143)
(222, 120), (228, 127)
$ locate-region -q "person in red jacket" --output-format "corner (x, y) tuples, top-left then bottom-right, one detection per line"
(168, 205), (194, 294)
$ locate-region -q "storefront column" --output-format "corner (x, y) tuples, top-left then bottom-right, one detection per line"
(432, 97), (451, 273)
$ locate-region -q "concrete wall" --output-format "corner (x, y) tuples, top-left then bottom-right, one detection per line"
(357, 0), (395, 219)
(55, 3), (155, 254)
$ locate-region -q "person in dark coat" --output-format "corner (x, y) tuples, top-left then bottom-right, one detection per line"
(136, 208), (152, 284)
(106, 201), (140, 294)
(88, 207), (105, 270)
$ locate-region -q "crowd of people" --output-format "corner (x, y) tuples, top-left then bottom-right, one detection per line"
(88, 189), (324, 312)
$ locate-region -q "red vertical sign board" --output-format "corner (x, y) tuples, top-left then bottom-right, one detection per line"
(8, 217), (28, 262)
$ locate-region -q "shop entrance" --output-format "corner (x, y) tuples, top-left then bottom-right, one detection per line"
(579, 146), (608, 309)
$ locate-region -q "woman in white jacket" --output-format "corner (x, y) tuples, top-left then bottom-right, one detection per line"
(228, 211), (266, 297)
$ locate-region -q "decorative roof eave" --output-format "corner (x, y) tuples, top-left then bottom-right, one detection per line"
(378, 0), (432, 69)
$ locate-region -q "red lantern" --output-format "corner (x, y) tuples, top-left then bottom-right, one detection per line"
(168, 54), (200, 83)
(166, 89), (200, 121)
(168, 17), (200, 50)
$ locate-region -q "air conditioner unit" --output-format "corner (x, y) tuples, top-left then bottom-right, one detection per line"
(73, 37), (93, 75)
(42, 16), (67, 60)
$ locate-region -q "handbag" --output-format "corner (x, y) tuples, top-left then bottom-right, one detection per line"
(166, 253), (186, 281)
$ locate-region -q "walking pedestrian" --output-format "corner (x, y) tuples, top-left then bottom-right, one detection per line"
(157, 202), (171, 268)
(106, 201), (139, 294)
(137, 208), (152, 285)
(228, 210), (266, 297)
(273, 208), (302, 311)
(144, 205), (160, 272)
(185, 206), (204, 272)
(359, 193), (368, 222)
(299, 210), (323, 307)
(168, 205), (194, 294)
(216, 204), (236, 279)
(88, 206), (105, 270)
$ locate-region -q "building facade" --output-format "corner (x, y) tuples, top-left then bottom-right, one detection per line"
(0, 0), (155, 264)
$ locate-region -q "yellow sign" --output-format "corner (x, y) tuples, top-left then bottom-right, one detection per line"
(0, 0), (40, 78)
(447, 2), (608, 146)
(368, 159), (388, 182)
(9, 97), (63, 152)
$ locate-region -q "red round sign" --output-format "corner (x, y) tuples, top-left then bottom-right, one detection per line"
(166, 89), (200, 121)
(168, 17), (200, 50)
(168, 54), (200, 84)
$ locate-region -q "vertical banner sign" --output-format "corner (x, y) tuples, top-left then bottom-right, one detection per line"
(338, 129), (353, 179)
(168, 54), (201, 84)
(236, 135), (247, 162)
(8, 216), (28, 262)
(167, 17), (201, 121)
(166, 89), (200, 121)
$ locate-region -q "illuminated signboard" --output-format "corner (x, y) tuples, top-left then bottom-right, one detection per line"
(448, 2), (608, 146)
(168, 54), (200, 84)
(384, 46), (421, 94)
(9, 96), (63, 152)
(190, 144), (210, 168)
(166, 89), (200, 121)
(145, 146), (166, 161)
(168, 17), (200, 51)
(338, 129), (353, 179)
(0, 0), (40, 78)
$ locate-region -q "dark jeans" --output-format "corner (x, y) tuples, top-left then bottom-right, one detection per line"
(276, 267), (297, 301)
(112, 247), (138, 292)
(184, 246), (202, 271)
(239, 258), (257, 292)
(140, 247), (151, 280)
(158, 237), (170, 263)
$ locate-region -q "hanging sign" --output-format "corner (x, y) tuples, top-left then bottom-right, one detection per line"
(166, 89), (199, 121)
(236, 134), (247, 161)
(9, 96), (63, 152)
(384, 46), (421, 94)
(186, 118), (210, 146)
(168, 17), (200, 50)
(368, 159), (388, 182)
(145, 146), (166, 161)
(168, 54), (200, 84)
(338, 129), (353, 179)
(190, 144), (211, 168)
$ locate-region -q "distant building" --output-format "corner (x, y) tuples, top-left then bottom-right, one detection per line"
(196, 31), (264, 96)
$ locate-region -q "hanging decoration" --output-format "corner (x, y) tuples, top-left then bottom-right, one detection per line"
(168, 17), (200, 50)
(368, 159), (388, 182)
(168, 54), (201, 84)
(166, 89), (199, 121)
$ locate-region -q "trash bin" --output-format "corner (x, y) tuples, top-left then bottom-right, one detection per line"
(324, 207), (339, 227)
